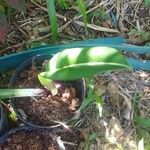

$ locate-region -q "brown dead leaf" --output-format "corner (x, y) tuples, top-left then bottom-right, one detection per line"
(144, 86), (150, 93)
(105, 116), (124, 144)
(107, 82), (124, 107)
(103, 143), (118, 150)
(96, 138), (103, 150)
(94, 75), (107, 96)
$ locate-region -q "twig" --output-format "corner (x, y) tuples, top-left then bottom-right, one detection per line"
(133, 0), (142, 21)
(117, 90), (132, 111)
(74, 21), (119, 33)
(30, 0), (67, 21)
(61, 141), (78, 146)
(125, 74), (150, 86)
(116, 0), (121, 20)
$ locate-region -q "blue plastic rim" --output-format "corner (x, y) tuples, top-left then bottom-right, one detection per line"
(0, 36), (150, 72)
(9, 55), (86, 128)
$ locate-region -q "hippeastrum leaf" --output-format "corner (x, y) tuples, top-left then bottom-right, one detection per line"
(5, 0), (26, 13)
(0, 89), (44, 100)
(39, 46), (131, 81)
(38, 74), (58, 95)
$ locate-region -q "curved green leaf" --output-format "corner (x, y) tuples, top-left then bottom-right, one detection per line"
(39, 46), (131, 81)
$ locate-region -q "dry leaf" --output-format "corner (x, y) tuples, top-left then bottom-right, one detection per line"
(105, 116), (124, 144)
(107, 82), (124, 107)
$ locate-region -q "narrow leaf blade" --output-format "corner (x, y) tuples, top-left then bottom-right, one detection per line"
(77, 0), (88, 33)
(46, 0), (58, 42)
(0, 89), (44, 100)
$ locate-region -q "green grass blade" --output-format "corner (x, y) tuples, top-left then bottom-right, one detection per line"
(83, 132), (97, 150)
(79, 79), (95, 110)
(134, 116), (150, 127)
(0, 89), (44, 100)
(77, 0), (88, 34)
(144, 0), (150, 6)
(94, 93), (103, 117)
(46, 0), (58, 42)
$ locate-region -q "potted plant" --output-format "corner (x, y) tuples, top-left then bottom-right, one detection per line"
(0, 46), (131, 128)
(8, 54), (85, 128)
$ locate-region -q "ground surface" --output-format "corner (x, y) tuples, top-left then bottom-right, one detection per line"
(0, 129), (59, 150)
(0, 0), (150, 150)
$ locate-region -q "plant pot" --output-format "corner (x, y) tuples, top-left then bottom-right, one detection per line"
(0, 103), (9, 135)
(10, 55), (86, 128)
(0, 126), (82, 150)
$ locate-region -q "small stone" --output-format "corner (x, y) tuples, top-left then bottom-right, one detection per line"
(16, 145), (22, 150)
(69, 98), (79, 111)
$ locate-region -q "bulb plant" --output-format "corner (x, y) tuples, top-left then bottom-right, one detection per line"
(0, 46), (131, 100)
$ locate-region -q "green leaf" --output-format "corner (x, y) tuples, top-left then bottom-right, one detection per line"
(55, 0), (69, 9)
(79, 79), (95, 110)
(9, 111), (17, 121)
(38, 74), (58, 95)
(77, 0), (88, 34)
(134, 116), (150, 127)
(83, 132), (97, 150)
(94, 93), (103, 117)
(39, 46), (131, 81)
(46, 0), (58, 42)
(5, 0), (26, 13)
(0, 89), (44, 100)
(144, 0), (150, 6)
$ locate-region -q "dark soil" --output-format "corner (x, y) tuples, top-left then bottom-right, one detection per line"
(0, 70), (14, 88)
(11, 63), (83, 126)
(54, 128), (84, 150)
(0, 129), (59, 150)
